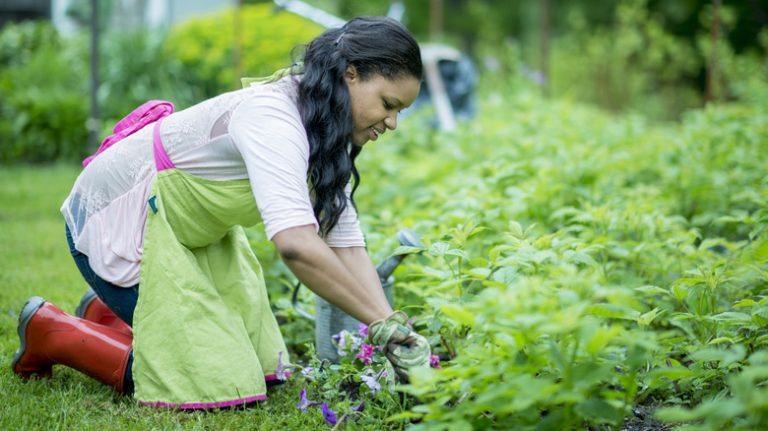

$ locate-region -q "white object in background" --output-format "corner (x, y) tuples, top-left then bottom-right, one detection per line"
(420, 43), (462, 132)
(273, 0), (345, 29)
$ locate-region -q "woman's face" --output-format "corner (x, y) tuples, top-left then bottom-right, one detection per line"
(344, 67), (421, 146)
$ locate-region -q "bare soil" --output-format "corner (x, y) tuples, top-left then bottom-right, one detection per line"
(621, 405), (672, 431)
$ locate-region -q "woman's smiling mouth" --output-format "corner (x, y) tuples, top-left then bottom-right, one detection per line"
(369, 126), (384, 141)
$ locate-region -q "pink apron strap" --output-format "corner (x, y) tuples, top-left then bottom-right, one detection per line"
(83, 100), (174, 167)
(152, 119), (176, 171)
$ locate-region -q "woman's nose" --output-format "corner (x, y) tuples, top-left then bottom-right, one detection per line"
(384, 114), (397, 131)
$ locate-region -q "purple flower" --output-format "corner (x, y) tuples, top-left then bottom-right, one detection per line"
(296, 389), (318, 412)
(300, 366), (314, 378)
(361, 367), (386, 393)
(355, 343), (375, 365)
(333, 330), (350, 356)
(357, 323), (368, 337)
(430, 354), (442, 368)
(321, 403), (338, 426)
(361, 373), (380, 393)
(352, 399), (365, 413)
(276, 351), (288, 380)
(334, 329), (367, 356)
(350, 335), (363, 352)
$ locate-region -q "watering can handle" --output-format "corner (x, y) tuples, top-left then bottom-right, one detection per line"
(291, 228), (424, 321)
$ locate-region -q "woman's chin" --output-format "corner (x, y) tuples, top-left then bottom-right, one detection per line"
(351, 135), (368, 147)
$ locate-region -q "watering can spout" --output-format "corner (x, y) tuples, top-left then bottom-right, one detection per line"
(376, 228), (424, 282)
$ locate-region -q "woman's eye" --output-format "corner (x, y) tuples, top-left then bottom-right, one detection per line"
(384, 101), (393, 110)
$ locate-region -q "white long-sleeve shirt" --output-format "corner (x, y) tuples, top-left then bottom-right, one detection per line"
(61, 77), (364, 287)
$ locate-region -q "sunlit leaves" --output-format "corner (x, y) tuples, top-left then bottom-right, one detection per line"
(344, 61), (768, 429)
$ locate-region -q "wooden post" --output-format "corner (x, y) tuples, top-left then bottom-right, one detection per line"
(430, 0), (443, 41)
(88, 0), (100, 151)
(233, 0), (243, 88)
(706, 0), (721, 104)
(540, 0), (551, 98)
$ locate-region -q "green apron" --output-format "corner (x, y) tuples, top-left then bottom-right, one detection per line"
(103, 67), (303, 408)
(132, 116), (292, 408)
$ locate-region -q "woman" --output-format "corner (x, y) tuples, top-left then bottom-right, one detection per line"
(11, 16), (431, 408)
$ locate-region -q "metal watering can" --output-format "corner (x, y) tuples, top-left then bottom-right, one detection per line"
(292, 228), (424, 362)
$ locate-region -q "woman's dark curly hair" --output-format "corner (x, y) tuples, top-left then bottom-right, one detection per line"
(298, 16), (422, 236)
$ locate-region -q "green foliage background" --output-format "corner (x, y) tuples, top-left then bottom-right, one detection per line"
(350, 87), (767, 430)
(0, 22), (87, 162)
(320, 0), (768, 120)
(1, 1), (766, 163)
(0, 4), (321, 164)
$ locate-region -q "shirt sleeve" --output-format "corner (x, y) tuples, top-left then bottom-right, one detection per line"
(324, 182), (366, 248)
(228, 90), (319, 240)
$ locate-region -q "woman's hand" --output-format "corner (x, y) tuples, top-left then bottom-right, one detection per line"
(369, 311), (431, 381)
(274, 226), (430, 379)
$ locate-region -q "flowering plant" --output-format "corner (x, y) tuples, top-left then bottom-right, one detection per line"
(295, 323), (442, 427)
(327, 324), (394, 393)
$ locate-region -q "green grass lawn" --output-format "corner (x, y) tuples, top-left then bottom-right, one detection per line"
(0, 164), (340, 430)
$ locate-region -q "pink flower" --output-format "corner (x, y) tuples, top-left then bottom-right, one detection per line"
(355, 343), (375, 364)
(430, 354), (441, 368)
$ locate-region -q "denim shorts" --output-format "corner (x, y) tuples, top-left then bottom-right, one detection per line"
(65, 225), (139, 326)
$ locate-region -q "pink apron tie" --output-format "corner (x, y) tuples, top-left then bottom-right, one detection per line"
(152, 119), (175, 171)
(82, 100), (175, 168)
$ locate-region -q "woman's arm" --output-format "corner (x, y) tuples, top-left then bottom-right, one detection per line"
(331, 244), (387, 307)
(272, 225), (393, 324)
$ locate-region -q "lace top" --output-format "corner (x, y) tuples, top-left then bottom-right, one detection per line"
(61, 77), (364, 287)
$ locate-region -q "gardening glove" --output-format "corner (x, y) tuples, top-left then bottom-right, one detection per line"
(369, 311), (431, 382)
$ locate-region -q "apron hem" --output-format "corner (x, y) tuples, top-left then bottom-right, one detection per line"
(139, 394), (267, 409)
(264, 371), (292, 381)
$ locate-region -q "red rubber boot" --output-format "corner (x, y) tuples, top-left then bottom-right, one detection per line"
(75, 288), (133, 336)
(12, 296), (133, 393)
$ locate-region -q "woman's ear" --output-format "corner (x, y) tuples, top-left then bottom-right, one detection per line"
(344, 65), (358, 84)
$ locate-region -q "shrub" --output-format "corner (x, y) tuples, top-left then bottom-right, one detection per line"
(0, 22), (88, 163)
(97, 30), (204, 124)
(163, 3), (324, 97)
(0, 20), (60, 68)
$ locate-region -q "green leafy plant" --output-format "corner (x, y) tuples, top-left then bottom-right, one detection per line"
(344, 73), (768, 429)
(0, 26), (88, 163)
(163, 3), (324, 96)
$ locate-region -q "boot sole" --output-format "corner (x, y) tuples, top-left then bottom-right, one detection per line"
(74, 288), (98, 319)
(11, 296), (48, 377)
